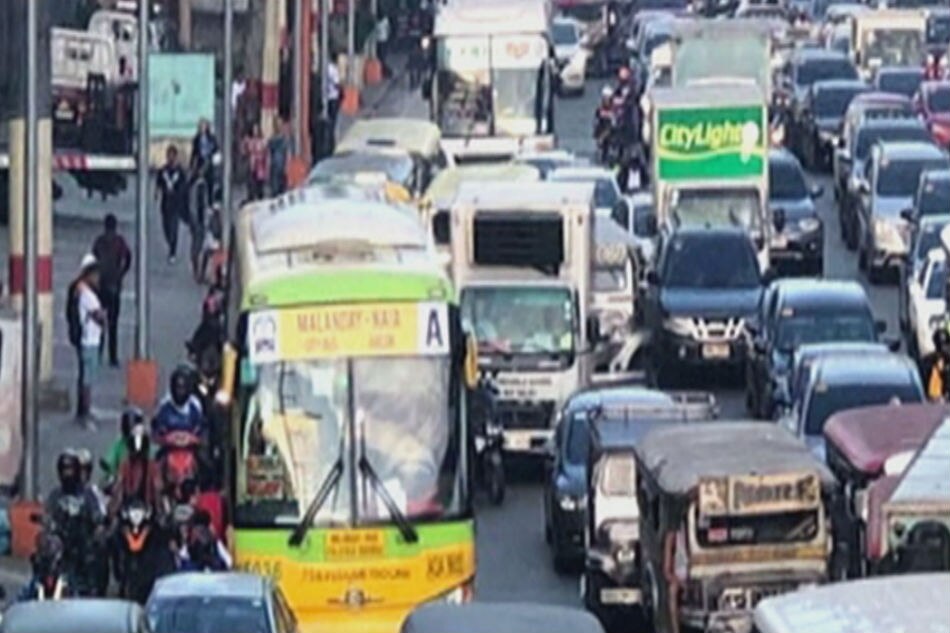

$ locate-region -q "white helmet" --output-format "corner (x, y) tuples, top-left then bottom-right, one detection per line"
(601, 85), (613, 100)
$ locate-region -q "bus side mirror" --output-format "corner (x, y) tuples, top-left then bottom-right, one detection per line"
(463, 334), (479, 389)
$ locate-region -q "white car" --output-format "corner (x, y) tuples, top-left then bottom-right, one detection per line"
(548, 166), (624, 218)
(552, 17), (588, 95)
(907, 248), (948, 361)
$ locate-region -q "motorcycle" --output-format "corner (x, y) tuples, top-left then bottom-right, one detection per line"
(472, 376), (505, 505)
(159, 430), (202, 498)
(115, 500), (161, 603)
(41, 497), (100, 596)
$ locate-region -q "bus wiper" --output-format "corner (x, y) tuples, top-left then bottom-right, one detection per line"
(356, 416), (419, 544)
(288, 435), (345, 547)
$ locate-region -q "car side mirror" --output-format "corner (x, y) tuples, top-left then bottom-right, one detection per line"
(900, 208), (915, 223)
(773, 208), (787, 233)
(810, 184), (824, 199)
(876, 319), (888, 334)
(884, 336), (900, 352)
(837, 136), (846, 149)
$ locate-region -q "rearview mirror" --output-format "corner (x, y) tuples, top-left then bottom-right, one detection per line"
(810, 184), (824, 199)
(773, 208), (787, 233)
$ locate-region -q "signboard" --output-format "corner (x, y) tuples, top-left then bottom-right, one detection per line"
(656, 105), (766, 181)
(148, 53), (215, 139)
(699, 472), (821, 516)
(247, 302), (450, 364)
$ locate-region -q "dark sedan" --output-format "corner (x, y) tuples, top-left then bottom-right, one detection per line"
(769, 148), (825, 274)
(800, 79), (869, 170)
(873, 66), (925, 99)
(744, 279), (883, 419)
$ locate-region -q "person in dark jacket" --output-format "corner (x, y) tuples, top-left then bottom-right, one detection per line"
(91, 213), (131, 366)
(190, 119), (219, 224)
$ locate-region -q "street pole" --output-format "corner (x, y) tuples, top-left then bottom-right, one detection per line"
(135, 0), (149, 360)
(321, 0), (330, 121)
(292, 0), (305, 154)
(223, 0), (234, 250)
(22, 0), (39, 502)
(347, 0), (356, 84)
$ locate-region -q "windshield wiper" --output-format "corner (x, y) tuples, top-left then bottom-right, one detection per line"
(356, 419), (419, 544)
(288, 434), (345, 547)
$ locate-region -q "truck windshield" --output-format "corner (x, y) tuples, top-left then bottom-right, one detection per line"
(863, 29), (925, 66)
(695, 509), (820, 547)
(235, 355), (462, 526)
(670, 188), (762, 231)
(928, 15), (950, 46)
(461, 286), (575, 355)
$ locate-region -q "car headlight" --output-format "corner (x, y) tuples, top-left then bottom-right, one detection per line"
(615, 546), (636, 565)
(663, 316), (694, 337)
(798, 217), (821, 233)
(559, 494), (586, 512)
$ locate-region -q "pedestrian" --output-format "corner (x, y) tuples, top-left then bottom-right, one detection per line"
(241, 123), (268, 200)
(155, 145), (190, 263)
(376, 12), (391, 77)
(91, 213), (132, 367)
(324, 53), (342, 152)
(190, 118), (219, 224)
(266, 118), (294, 196)
(68, 254), (106, 427)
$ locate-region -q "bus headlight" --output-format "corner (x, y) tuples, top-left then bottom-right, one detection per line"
(435, 582), (474, 604)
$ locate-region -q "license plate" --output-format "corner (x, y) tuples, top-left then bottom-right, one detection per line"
(504, 432), (532, 451)
(703, 343), (730, 359)
(601, 588), (642, 605)
(772, 234), (788, 249)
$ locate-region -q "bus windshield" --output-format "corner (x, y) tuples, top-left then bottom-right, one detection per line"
(235, 355), (462, 526)
(461, 286), (575, 356)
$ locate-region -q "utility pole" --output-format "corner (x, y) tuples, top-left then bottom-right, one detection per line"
(135, 0), (150, 360)
(223, 0), (234, 249)
(320, 0), (330, 152)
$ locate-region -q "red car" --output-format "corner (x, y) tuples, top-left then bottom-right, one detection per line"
(914, 80), (950, 148)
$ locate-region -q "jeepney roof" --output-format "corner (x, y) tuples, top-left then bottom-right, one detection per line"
(753, 573), (950, 633)
(337, 118), (443, 158)
(649, 82), (766, 107)
(823, 403), (949, 477)
(309, 149), (416, 187)
(636, 421), (835, 495)
(424, 163), (540, 209)
(434, 0), (552, 38)
(589, 390), (719, 453)
(887, 417), (950, 505)
(454, 180), (594, 210)
(400, 602), (604, 633)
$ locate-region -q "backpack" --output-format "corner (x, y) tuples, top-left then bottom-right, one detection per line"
(65, 280), (82, 348)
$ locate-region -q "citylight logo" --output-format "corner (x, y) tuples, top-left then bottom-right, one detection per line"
(659, 119), (761, 161)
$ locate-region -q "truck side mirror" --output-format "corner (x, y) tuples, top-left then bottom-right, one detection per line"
(587, 314), (602, 345)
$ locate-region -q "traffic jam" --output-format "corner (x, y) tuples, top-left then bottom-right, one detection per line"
(2, 0), (950, 632)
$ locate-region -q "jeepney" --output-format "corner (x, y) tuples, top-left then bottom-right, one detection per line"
(823, 402), (949, 578)
(635, 422), (835, 633)
(753, 573), (950, 633)
(592, 220), (638, 373)
(851, 10), (927, 79)
(580, 393), (718, 628)
(336, 118), (453, 191)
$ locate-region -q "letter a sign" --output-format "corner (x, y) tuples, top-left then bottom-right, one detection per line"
(418, 303), (450, 355)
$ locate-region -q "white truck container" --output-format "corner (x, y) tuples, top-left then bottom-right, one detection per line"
(851, 9), (927, 79)
(451, 181), (597, 454)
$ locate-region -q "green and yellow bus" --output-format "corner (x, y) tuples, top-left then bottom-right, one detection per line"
(220, 187), (477, 633)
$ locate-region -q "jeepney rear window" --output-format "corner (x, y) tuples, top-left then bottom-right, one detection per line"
(598, 453), (636, 496)
(695, 510), (819, 547)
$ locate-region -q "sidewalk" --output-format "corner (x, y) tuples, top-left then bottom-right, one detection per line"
(338, 53), (412, 136)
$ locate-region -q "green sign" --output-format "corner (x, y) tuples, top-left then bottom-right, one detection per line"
(656, 105), (765, 181)
(148, 53), (215, 139)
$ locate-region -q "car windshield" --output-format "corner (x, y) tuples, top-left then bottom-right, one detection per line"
(148, 597), (271, 633)
(462, 286), (575, 355)
(919, 179), (950, 216)
(670, 188), (762, 231)
(561, 3), (603, 23)
(927, 260), (948, 299)
(769, 160), (808, 200)
(553, 22), (579, 45)
(796, 59), (858, 86)
(928, 15), (950, 46)
(663, 235), (760, 288)
(877, 158), (949, 198)
(775, 313), (876, 351)
(876, 71), (923, 98)
(803, 382), (922, 436)
(595, 265), (628, 292)
(564, 412), (590, 465)
(814, 87), (864, 118)
(235, 355), (460, 526)
(863, 29), (925, 66)
(854, 126), (931, 160)
(928, 87), (950, 113)
(915, 223), (947, 261)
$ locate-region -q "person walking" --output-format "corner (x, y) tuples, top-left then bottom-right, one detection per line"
(91, 213), (131, 367)
(376, 13), (391, 77)
(324, 54), (342, 152)
(68, 254), (106, 427)
(155, 145), (190, 263)
(190, 118), (219, 225)
(267, 119), (294, 196)
(242, 123), (268, 200)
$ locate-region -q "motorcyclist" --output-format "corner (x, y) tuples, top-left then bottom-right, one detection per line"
(17, 533), (73, 601)
(176, 511), (231, 572)
(103, 407), (142, 482)
(927, 325), (950, 401)
(44, 450), (104, 596)
(76, 448), (110, 596)
(594, 85), (616, 164)
(152, 365), (207, 442)
(109, 420), (164, 521)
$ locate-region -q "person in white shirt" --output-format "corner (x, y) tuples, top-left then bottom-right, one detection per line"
(376, 13), (391, 76)
(324, 54), (342, 148)
(73, 254), (106, 426)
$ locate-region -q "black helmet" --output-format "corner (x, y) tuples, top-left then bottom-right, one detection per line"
(56, 450), (81, 493)
(170, 364), (196, 406)
(32, 532), (64, 577)
(120, 406), (144, 438)
(127, 422), (150, 458)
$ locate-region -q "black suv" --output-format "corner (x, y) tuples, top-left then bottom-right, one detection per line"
(769, 148), (825, 274)
(644, 227), (768, 384)
(744, 278), (885, 418)
(799, 79), (869, 171)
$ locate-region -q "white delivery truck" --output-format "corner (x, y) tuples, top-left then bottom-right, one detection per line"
(452, 181), (597, 454)
(430, 0), (557, 162)
(851, 9), (927, 79)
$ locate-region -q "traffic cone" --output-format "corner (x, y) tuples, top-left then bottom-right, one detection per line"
(126, 359), (159, 410)
(364, 57), (383, 85)
(341, 85), (360, 116)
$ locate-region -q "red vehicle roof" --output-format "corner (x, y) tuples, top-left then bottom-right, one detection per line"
(824, 403), (950, 476)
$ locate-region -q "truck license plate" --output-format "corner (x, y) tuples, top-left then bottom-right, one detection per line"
(702, 343), (730, 359)
(601, 588), (641, 605)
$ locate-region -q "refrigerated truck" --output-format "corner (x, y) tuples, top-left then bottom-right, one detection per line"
(649, 83), (773, 270)
(450, 181), (596, 454)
